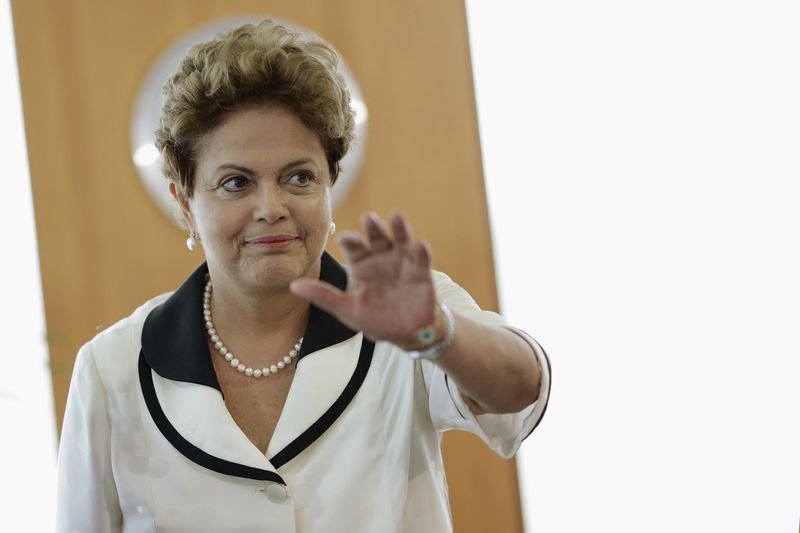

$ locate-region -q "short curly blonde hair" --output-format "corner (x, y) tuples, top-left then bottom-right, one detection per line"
(155, 19), (354, 196)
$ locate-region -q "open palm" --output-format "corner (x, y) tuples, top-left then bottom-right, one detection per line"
(291, 212), (437, 344)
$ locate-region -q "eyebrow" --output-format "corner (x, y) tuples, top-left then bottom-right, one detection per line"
(214, 163), (255, 175)
(214, 159), (318, 175)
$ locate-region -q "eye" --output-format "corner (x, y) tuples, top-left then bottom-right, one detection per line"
(220, 175), (251, 192)
(287, 171), (315, 187)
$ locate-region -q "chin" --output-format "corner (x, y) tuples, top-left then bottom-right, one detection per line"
(241, 253), (317, 289)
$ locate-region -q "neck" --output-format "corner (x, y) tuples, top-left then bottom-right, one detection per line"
(206, 265), (321, 349)
(215, 283), (309, 334)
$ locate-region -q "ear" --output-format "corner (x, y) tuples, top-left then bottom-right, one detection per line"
(169, 182), (195, 231)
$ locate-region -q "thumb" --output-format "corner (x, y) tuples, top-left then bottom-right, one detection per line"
(290, 279), (349, 317)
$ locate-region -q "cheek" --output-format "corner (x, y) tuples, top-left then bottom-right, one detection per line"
(302, 197), (331, 240)
(308, 189), (331, 221)
(195, 201), (247, 242)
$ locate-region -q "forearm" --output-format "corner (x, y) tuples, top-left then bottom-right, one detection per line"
(433, 312), (542, 414)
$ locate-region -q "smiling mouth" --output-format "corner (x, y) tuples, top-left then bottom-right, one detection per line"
(246, 236), (299, 249)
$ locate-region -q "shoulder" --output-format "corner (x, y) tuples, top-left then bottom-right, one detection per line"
(79, 292), (173, 380)
(431, 270), (507, 327)
(430, 269), (483, 303)
(430, 270), (468, 302)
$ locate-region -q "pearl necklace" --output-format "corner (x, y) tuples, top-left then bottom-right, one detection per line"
(203, 279), (302, 378)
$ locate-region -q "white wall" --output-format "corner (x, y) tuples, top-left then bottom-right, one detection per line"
(0, 1), (57, 530)
(466, 1), (800, 532)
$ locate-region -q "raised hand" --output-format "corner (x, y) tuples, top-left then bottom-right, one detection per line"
(290, 212), (437, 344)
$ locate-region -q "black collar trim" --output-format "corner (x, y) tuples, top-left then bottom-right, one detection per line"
(137, 353), (287, 485)
(138, 337), (375, 480)
(140, 252), (356, 391)
(138, 252), (376, 479)
(270, 338), (374, 469)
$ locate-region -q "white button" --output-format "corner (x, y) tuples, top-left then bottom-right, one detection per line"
(265, 483), (287, 503)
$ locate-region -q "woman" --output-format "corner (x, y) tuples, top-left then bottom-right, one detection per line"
(56, 19), (550, 532)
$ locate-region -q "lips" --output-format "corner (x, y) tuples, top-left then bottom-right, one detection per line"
(245, 235), (299, 249)
(248, 235), (297, 244)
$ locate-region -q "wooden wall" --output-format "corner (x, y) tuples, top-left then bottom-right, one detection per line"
(11, 0), (524, 531)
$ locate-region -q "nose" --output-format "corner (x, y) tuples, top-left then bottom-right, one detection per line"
(253, 182), (289, 224)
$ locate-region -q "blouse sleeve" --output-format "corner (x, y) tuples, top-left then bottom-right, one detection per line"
(56, 342), (122, 532)
(420, 271), (552, 459)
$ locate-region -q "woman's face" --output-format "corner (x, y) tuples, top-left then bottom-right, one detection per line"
(176, 104), (332, 292)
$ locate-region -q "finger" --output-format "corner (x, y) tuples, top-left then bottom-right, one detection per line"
(289, 279), (349, 317)
(390, 211), (412, 248)
(337, 232), (371, 263)
(363, 212), (393, 252)
(413, 240), (432, 269)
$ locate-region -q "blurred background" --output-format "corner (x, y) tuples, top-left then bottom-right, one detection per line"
(2, 0), (798, 531)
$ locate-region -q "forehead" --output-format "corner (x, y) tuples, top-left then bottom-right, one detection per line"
(195, 105), (326, 172)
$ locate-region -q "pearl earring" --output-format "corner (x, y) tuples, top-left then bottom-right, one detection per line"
(186, 231), (198, 251)
(329, 222), (336, 236)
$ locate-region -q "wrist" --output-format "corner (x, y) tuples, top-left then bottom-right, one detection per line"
(399, 303), (456, 360)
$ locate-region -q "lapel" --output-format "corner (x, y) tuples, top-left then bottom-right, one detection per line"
(138, 253), (374, 483)
(266, 332), (362, 457)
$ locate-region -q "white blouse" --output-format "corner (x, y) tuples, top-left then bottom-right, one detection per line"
(56, 254), (551, 533)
